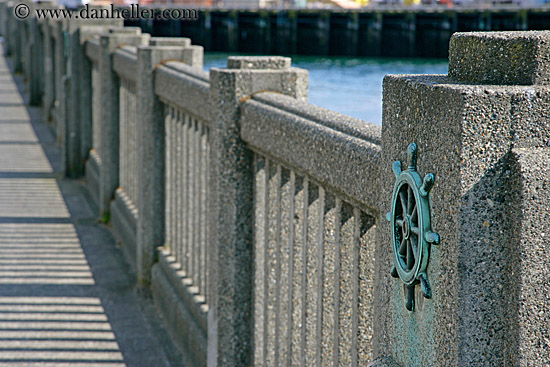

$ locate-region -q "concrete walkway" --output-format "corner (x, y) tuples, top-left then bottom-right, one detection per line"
(0, 46), (184, 366)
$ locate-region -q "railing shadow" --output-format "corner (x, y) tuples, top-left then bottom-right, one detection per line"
(0, 43), (178, 367)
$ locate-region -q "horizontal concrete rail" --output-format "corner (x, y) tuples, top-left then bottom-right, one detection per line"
(154, 62), (210, 120)
(113, 46), (138, 85)
(252, 92), (381, 145)
(241, 92), (381, 214)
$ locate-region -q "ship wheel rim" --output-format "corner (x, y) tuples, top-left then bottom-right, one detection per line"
(391, 173), (423, 285)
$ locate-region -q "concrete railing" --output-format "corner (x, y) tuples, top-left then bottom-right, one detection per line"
(239, 91), (381, 366)
(2, 2), (549, 367)
(153, 50), (212, 365)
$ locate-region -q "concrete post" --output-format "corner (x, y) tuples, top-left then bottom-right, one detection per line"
(63, 19), (122, 178)
(0, 2), (14, 53)
(182, 45), (203, 69)
(26, 2), (50, 106)
(37, 19), (45, 103)
(78, 19), (123, 171)
(42, 19), (54, 122)
(64, 22), (84, 177)
(29, 18), (43, 106)
(97, 27), (149, 219)
(54, 19), (66, 142)
(4, 2), (11, 56)
(78, 29), (94, 166)
(1, 3), (8, 51)
(13, 12), (23, 73)
(4, 2), (16, 58)
(23, 18), (32, 79)
(9, 2), (19, 59)
(29, 17), (40, 105)
(0, 1), (7, 39)
(208, 56), (308, 367)
(375, 31), (550, 367)
(135, 37), (190, 287)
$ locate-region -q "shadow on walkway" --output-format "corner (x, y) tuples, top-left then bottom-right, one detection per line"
(0, 44), (185, 367)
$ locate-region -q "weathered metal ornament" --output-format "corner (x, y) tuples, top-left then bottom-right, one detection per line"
(386, 143), (440, 312)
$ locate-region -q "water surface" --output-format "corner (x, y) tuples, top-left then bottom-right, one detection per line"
(204, 53), (448, 125)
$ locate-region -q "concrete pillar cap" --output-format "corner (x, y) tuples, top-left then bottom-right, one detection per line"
(149, 37), (191, 47)
(449, 31), (550, 86)
(227, 56), (291, 70)
(107, 26), (141, 35)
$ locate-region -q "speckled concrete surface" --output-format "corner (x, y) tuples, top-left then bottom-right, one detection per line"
(509, 147), (550, 367)
(208, 57), (308, 366)
(376, 31), (550, 367)
(96, 29), (150, 217)
(449, 31), (550, 86)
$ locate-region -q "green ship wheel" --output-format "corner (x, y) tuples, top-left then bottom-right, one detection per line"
(386, 143), (440, 312)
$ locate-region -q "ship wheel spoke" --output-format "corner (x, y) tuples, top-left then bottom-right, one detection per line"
(407, 187), (413, 214)
(399, 238), (407, 256)
(411, 226), (419, 235)
(411, 235), (418, 257)
(396, 218), (403, 227)
(411, 206), (418, 222)
(406, 239), (414, 270)
(399, 191), (407, 215)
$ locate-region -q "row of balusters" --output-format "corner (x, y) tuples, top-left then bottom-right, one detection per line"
(112, 92), (377, 366)
(253, 155), (376, 367)
(164, 103), (210, 307)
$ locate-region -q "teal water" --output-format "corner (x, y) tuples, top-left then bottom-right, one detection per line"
(204, 53), (448, 125)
